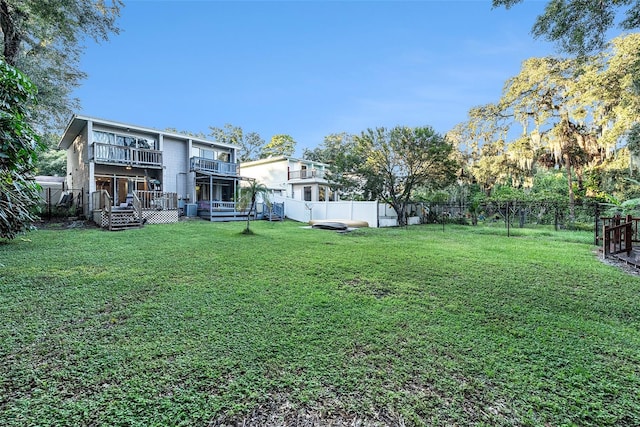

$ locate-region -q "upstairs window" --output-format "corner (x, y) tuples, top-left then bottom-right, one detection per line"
(93, 130), (156, 150)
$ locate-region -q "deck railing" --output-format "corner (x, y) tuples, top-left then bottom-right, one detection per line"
(262, 202), (284, 221)
(197, 200), (242, 211)
(131, 192), (142, 221)
(288, 169), (325, 180)
(92, 190), (112, 213)
(597, 215), (640, 245)
(93, 143), (163, 168)
(190, 157), (238, 176)
(603, 214), (634, 257)
(136, 191), (178, 210)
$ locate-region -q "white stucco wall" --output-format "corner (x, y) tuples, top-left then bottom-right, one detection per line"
(240, 159), (289, 192)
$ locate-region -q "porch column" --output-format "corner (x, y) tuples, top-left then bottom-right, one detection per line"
(87, 120), (95, 214)
(209, 175), (213, 220)
(235, 178), (239, 212)
(185, 139), (195, 202)
(158, 133), (165, 190)
(88, 162), (95, 213)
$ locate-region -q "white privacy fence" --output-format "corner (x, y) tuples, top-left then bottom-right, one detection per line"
(272, 196), (380, 227)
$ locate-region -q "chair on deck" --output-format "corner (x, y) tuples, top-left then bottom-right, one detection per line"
(119, 193), (134, 208)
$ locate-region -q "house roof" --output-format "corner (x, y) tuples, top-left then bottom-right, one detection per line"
(241, 156), (329, 169)
(58, 115), (240, 151)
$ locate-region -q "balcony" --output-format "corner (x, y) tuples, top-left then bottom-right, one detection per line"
(288, 169), (325, 180)
(93, 142), (162, 169)
(190, 157), (238, 176)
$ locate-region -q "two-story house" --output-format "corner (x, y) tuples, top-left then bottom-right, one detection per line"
(239, 156), (338, 203)
(58, 115), (245, 229)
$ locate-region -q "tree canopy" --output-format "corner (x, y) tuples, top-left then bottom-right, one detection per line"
(493, 0), (640, 55)
(303, 133), (366, 199)
(454, 33), (640, 221)
(209, 124), (265, 162)
(0, 0), (123, 131)
(260, 134), (296, 159)
(355, 126), (458, 226)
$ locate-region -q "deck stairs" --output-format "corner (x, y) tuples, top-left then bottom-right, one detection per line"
(263, 202), (284, 222)
(108, 209), (143, 231)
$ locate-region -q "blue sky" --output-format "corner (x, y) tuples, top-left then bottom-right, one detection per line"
(74, 0), (557, 156)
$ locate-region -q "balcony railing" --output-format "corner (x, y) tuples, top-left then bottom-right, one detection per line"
(94, 142), (162, 168)
(190, 157), (238, 176)
(288, 169), (325, 180)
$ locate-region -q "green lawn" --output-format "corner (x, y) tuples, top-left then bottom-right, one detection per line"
(1, 220), (639, 426)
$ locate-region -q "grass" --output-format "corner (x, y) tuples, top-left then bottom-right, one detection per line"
(1, 220), (639, 426)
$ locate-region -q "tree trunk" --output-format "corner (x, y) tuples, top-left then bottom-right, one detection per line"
(393, 202), (406, 227)
(565, 154), (575, 222)
(245, 195), (256, 232)
(0, 1), (22, 66)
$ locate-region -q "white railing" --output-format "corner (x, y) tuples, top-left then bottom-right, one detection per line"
(137, 191), (178, 210)
(94, 143), (162, 168)
(288, 169), (325, 180)
(190, 157), (238, 175)
(197, 200), (241, 211)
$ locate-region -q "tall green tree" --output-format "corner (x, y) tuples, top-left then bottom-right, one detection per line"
(578, 33), (640, 151)
(210, 124), (264, 162)
(0, 60), (44, 239)
(464, 55), (609, 220)
(356, 126), (458, 226)
(35, 133), (66, 176)
(260, 134), (296, 159)
(0, 0), (123, 131)
(303, 132), (366, 199)
(461, 33), (640, 218)
(237, 179), (270, 234)
(493, 0), (640, 55)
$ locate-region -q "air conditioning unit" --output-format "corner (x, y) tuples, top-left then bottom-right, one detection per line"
(185, 203), (197, 217)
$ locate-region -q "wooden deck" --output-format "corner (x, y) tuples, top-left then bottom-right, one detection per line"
(605, 247), (640, 269)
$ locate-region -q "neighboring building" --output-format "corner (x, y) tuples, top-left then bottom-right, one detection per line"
(240, 156), (338, 202)
(58, 115), (245, 228)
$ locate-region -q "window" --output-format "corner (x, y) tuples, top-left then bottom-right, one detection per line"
(197, 148), (215, 160)
(195, 147), (230, 161)
(303, 186), (312, 201)
(319, 186), (325, 202)
(93, 131), (115, 145)
(218, 152), (230, 162)
(93, 130), (156, 149)
(301, 165), (308, 179)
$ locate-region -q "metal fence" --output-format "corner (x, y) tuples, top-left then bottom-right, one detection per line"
(39, 187), (85, 219)
(425, 200), (599, 232)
